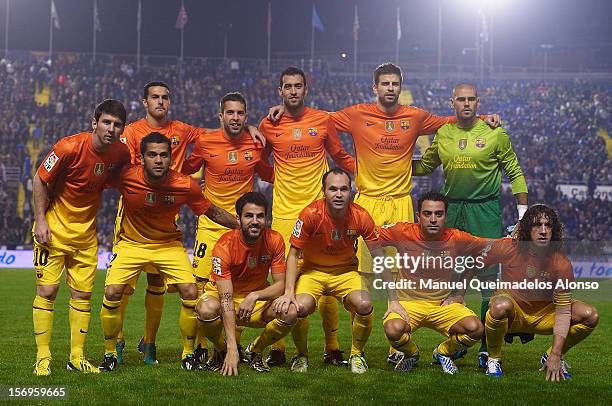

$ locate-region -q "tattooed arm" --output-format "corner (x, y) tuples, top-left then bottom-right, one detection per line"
(205, 204), (240, 229)
(215, 279), (239, 376)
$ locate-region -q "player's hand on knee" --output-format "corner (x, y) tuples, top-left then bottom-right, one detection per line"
(539, 352), (563, 382)
(34, 220), (52, 244)
(267, 104), (284, 122)
(272, 293), (298, 315)
(221, 350), (240, 376)
(484, 114), (501, 128)
(237, 293), (257, 321)
(385, 300), (409, 324)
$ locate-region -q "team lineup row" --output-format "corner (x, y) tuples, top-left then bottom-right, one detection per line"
(30, 63), (598, 380)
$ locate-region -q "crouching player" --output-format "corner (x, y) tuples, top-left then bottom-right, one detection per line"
(482, 204), (599, 380)
(99, 132), (238, 371)
(371, 191), (484, 375)
(195, 192), (297, 375)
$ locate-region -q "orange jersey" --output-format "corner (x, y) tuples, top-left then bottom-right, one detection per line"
(259, 107), (355, 219)
(182, 128), (272, 214)
(112, 165), (211, 246)
(36, 132), (130, 247)
(374, 223), (484, 300)
(211, 228), (285, 296)
(481, 238), (575, 313)
(122, 118), (201, 171)
(289, 199), (377, 273)
(331, 104), (455, 197)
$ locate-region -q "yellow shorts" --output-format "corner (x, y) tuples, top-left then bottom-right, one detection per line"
(295, 268), (366, 304)
(33, 238), (98, 293)
(383, 300), (477, 336)
(271, 217), (296, 257)
(496, 294), (558, 335)
(192, 216), (229, 280)
(105, 240), (195, 287)
(354, 193), (414, 274)
(201, 282), (271, 328)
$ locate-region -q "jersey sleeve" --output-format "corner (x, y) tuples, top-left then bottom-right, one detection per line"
(412, 134), (441, 175)
(37, 139), (75, 184)
(182, 134), (205, 175)
(479, 237), (512, 268)
(288, 208), (315, 249)
(359, 209), (378, 242)
(186, 178), (212, 215)
(324, 115), (355, 174)
(418, 109), (456, 136)
(329, 106), (352, 133)
(211, 240), (232, 281)
(553, 254), (575, 305)
(495, 128), (528, 195)
(255, 157), (275, 183)
(123, 131), (139, 164)
(270, 233), (286, 274)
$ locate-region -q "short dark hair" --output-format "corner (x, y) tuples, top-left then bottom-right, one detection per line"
(518, 204), (564, 252)
(220, 92), (247, 113)
(94, 99), (126, 125)
(143, 81), (170, 100)
(140, 132), (171, 157)
(279, 66), (307, 88)
(322, 167), (352, 190)
(373, 62), (403, 85)
(417, 191), (448, 212)
(236, 192), (268, 216)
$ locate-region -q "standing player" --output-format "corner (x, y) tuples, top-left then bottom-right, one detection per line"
(481, 205), (598, 380)
(32, 99), (131, 375)
(98, 132), (238, 372)
(273, 168), (378, 374)
(371, 191), (485, 375)
(412, 83), (528, 367)
(195, 192), (297, 375)
(182, 92), (274, 363)
(259, 67), (355, 366)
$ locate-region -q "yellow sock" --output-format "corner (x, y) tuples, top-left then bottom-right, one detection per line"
(144, 285), (165, 343)
(319, 295), (340, 352)
(235, 325), (245, 346)
(101, 298), (122, 355)
(271, 337), (286, 352)
(68, 299), (91, 359)
(291, 318), (309, 356)
(198, 315), (226, 351)
(251, 319), (294, 354)
(351, 312), (373, 356)
(485, 310), (508, 359)
(195, 280), (208, 349)
(33, 296), (54, 360)
(438, 333), (479, 356)
(179, 299), (197, 358)
(389, 332), (419, 357)
(545, 323), (595, 355)
(116, 295), (129, 342)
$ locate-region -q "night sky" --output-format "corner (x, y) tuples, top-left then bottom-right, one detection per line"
(2, 0), (612, 68)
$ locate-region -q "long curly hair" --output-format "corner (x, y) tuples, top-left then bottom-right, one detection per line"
(517, 204), (564, 253)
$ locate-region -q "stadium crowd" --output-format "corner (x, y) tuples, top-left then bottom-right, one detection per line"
(0, 53), (610, 250)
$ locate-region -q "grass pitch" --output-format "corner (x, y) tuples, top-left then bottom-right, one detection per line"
(0, 268), (610, 405)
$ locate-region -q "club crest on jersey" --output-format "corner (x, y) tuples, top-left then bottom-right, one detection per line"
(260, 255), (271, 264)
(244, 151), (253, 161)
(94, 162), (105, 176)
(526, 265), (536, 278)
(400, 120), (410, 130)
(475, 138), (486, 149)
(170, 135), (180, 146)
(119, 136), (127, 144)
(43, 151), (59, 172)
(458, 139), (468, 150)
(292, 128), (302, 139)
(346, 229), (358, 240)
(331, 229), (341, 241)
(308, 127), (318, 137)
(212, 257), (222, 275)
(228, 151), (238, 163)
(292, 219), (304, 238)
(385, 121), (395, 132)
(145, 192), (156, 205)
(163, 195), (175, 206)
(191, 260), (198, 268)
(247, 256), (258, 269)
(36, 269), (43, 278)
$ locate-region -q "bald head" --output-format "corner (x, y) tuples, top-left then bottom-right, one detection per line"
(452, 83), (478, 98)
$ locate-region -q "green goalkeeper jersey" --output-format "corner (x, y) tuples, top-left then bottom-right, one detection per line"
(413, 119), (527, 201)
